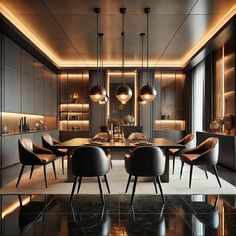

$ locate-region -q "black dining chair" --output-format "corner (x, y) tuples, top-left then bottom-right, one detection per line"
(168, 133), (194, 174)
(17, 138), (57, 188)
(42, 134), (67, 175)
(69, 146), (111, 204)
(180, 137), (221, 188)
(125, 146), (166, 204)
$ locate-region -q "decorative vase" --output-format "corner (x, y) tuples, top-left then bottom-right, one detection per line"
(223, 99), (234, 135)
(210, 120), (220, 133)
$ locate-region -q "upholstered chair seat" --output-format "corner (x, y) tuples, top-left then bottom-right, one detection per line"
(69, 146), (111, 204)
(17, 138), (57, 188)
(169, 134), (194, 174)
(180, 137), (221, 188)
(42, 134), (68, 174)
(125, 146), (166, 204)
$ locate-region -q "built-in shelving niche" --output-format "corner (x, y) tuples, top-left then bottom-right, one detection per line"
(59, 71), (89, 132)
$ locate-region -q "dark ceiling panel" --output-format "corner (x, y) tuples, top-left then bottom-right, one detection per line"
(1, 0), (235, 67)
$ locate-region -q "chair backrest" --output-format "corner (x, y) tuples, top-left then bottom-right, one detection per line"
(125, 146), (165, 176)
(18, 138), (40, 164)
(201, 137), (219, 164)
(71, 146), (110, 176)
(19, 138), (34, 152)
(93, 132), (108, 140)
(128, 132), (146, 140)
(42, 134), (53, 146)
(178, 134), (194, 149)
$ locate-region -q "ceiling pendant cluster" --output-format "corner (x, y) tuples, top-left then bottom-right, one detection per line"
(89, 8), (107, 103)
(115, 8), (133, 105)
(90, 7), (156, 104)
(139, 8), (157, 102)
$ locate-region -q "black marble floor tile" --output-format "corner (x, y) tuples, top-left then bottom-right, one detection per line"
(1, 194), (236, 235)
(45, 194), (119, 214)
(120, 194), (176, 214)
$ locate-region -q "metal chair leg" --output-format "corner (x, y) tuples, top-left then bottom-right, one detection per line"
(62, 156), (65, 175)
(153, 176), (158, 194)
(156, 176), (165, 204)
(16, 165), (25, 188)
(189, 164), (193, 188)
(77, 176), (82, 194)
(204, 166), (208, 179)
(125, 174), (132, 193)
(97, 176), (105, 204)
(172, 155), (175, 174)
(213, 164), (222, 188)
(104, 175), (110, 193)
(29, 165), (34, 179)
(52, 161), (57, 179)
(69, 176), (78, 204)
(43, 165), (48, 188)
(130, 176), (138, 205)
(180, 160), (184, 179)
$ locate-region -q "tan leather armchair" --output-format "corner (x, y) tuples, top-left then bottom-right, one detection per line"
(180, 137), (221, 188)
(17, 138), (57, 188)
(169, 134), (194, 174)
(42, 134), (67, 174)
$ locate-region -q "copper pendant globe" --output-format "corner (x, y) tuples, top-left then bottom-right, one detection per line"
(115, 83), (132, 104)
(90, 82), (106, 102)
(98, 94), (109, 104)
(140, 82), (157, 102)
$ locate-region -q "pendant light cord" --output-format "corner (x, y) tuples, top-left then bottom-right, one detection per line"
(145, 8), (150, 85)
(140, 33), (145, 82)
(95, 8), (100, 85)
(121, 8), (126, 84)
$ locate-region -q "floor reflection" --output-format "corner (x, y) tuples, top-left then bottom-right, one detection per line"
(0, 194), (236, 235)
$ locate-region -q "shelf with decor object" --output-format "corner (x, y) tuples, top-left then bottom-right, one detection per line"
(59, 71), (90, 137)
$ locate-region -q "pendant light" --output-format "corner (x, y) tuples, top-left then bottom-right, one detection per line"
(138, 33), (148, 105)
(90, 8), (106, 102)
(140, 8), (157, 102)
(115, 8), (132, 105)
(98, 33), (109, 105)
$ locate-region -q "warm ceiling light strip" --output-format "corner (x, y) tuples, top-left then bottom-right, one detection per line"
(182, 4), (236, 67)
(108, 72), (137, 76)
(0, 4), (235, 68)
(0, 4), (60, 66)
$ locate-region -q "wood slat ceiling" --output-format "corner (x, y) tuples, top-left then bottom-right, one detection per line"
(0, 0), (235, 68)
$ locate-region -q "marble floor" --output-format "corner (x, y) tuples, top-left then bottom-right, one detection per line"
(1, 194), (236, 235)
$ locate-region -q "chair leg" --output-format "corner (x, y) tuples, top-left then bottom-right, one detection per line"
(125, 174), (132, 193)
(29, 165), (34, 179)
(172, 155), (175, 174)
(110, 159), (112, 169)
(62, 156), (65, 175)
(156, 176), (165, 204)
(180, 160), (184, 179)
(189, 164), (193, 188)
(16, 165), (25, 188)
(69, 176), (78, 204)
(104, 175), (110, 193)
(213, 164), (222, 188)
(52, 161), (57, 179)
(97, 176), (105, 205)
(153, 176), (158, 194)
(77, 176), (82, 194)
(204, 166), (208, 179)
(43, 165), (48, 188)
(130, 176), (138, 205)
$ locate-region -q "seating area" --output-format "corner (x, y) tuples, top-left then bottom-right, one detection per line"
(1, 0), (236, 234)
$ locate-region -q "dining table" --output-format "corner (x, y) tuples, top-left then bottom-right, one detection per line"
(54, 138), (184, 182)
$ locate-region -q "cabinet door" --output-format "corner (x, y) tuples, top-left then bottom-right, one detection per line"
(34, 132), (48, 146)
(50, 130), (59, 140)
(21, 73), (34, 113)
(4, 65), (21, 112)
(2, 135), (20, 168)
(43, 67), (51, 115)
(51, 73), (58, 116)
(34, 60), (44, 115)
